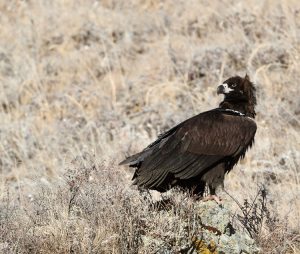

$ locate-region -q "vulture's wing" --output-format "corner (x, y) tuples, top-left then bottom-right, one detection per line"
(121, 109), (257, 189)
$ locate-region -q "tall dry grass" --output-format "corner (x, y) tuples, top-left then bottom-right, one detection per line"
(0, 0), (299, 253)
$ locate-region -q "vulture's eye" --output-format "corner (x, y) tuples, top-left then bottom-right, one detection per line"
(231, 83), (237, 88)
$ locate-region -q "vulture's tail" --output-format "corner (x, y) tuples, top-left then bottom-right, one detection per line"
(119, 149), (152, 167)
(119, 152), (142, 166)
(119, 124), (180, 167)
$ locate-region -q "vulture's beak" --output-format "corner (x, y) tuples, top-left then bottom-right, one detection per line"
(217, 85), (224, 95)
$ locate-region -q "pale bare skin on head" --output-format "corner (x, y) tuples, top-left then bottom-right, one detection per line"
(221, 83), (234, 94)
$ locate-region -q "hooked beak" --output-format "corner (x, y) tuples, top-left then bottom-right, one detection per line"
(217, 85), (224, 95)
(217, 83), (234, 95)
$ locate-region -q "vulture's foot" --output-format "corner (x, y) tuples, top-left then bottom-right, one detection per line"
(202, 195), (222, 204)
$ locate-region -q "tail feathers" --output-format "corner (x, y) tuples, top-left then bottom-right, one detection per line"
(119, 149), (152, 166)
(120, 125), (178, 167)
(119, 153), (141, 166)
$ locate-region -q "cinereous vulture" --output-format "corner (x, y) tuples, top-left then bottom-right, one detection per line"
(120, 75), (257, 200)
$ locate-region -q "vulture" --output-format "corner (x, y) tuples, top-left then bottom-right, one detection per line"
(120, 75), (257, 199)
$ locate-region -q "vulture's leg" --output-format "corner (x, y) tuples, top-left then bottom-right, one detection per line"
(201, 165), (225, 204)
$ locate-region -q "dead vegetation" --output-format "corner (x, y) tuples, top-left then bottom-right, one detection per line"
(0, 0), (299, 253)
(0, 157), (298, 253)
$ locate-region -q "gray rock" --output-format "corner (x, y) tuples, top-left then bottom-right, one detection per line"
(141, 199), (260, 254)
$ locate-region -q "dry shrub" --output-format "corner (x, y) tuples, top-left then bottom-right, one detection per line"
(232, 186), (300, 253)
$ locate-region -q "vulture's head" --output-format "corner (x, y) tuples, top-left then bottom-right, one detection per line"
(217, 74), (256, 104)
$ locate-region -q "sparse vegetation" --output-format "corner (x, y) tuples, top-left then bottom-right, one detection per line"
(0, 0), (299, 253)
(232, 186), (299, 253)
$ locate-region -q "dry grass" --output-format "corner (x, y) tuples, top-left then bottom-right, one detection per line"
(0, 0), (299, 253)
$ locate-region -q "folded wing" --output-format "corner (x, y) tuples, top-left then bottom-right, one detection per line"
(120, 109), (257, 190)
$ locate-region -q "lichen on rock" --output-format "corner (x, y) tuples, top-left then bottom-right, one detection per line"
(140, 199), (260, 254)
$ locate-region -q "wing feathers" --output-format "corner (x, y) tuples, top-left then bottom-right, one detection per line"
(126, 109), (256, 190)
(174, 155), (222, 179)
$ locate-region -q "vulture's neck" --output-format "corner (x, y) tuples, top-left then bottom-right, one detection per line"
(219, 97), (256, 118)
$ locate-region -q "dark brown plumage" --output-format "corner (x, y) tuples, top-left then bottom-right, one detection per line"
(120, 75), (257, 197)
